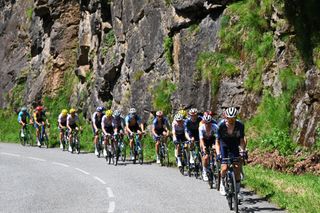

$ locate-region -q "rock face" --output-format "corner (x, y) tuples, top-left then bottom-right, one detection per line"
(0, 0), (319, 146)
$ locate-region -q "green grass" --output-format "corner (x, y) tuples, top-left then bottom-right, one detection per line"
(26, 7), (33, 20)
(164, 36), (173, 66)
(243, 165), (320, 213)
(151, 79), (176, 115)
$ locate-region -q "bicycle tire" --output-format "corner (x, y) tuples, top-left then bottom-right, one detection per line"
(139, 149), (143, 165)
(215, 161), (221, 191)
(226, 174), (233, 210)
(27, 129), (34, 147)
(231, 171), (239, 212)
(44, 133), (49, 149)
(76, 137), (80, 154)
(121, 144), (126, 162)
(19, 129), (26, 146)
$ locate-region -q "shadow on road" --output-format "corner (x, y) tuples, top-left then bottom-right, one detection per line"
(240, 191), (286, 212)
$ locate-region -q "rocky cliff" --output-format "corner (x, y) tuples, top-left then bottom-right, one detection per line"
(0, 0), (319, 147)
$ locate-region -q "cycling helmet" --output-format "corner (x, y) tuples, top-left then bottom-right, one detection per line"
(203, 114), (212, 123)
(129, 108), (136, 114)
(61, 109), (68, 116)
(225, 107), (237, 118)
(96, 106), (105, 113)
(113, 110), (121, 117)
(106, 109), (113, 117)
(21, 107), (27, 112)
(189, 108), (198, 116)
(36, 106), (43, 111)
(175, 113), (183, 121)
(156, 111), (163, 117)
(178, 109), (187, 118)
(70, 108), (76, 114)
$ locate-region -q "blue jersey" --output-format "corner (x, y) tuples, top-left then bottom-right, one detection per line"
(18, 111), (30, 123)
(152, 117), (169, 131)
(125, 114), (141, 127)
(217, 119), (244, 147)
(185, 116), (202, 140)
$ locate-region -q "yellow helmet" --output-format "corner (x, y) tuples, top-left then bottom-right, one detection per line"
(69, 108), (76, 114)
(178, 109), (187, 118)
(106, 109), (113, 117)
(61, 109), (68, 116)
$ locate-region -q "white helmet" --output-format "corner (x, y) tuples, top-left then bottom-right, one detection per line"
(129, 108), (136, 114)
(203, 114), (212, 123)
(174, 113), (183, 121)
(225, 107), (237, 118)
(189, 108), (198, 115)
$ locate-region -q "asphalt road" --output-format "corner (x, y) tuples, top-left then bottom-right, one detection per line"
(0, 143), (286, 213)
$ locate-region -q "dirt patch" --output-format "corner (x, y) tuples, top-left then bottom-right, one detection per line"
(248, 149), (320, 175)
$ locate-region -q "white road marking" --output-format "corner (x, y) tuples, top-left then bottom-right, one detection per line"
(27, 157), (46, 162)
(94, 176), (106, 185)
(108, 201), (115, 213)
(75, 168), (90, 175)
(106, 187), (114, 198)
(52, 162), (70, 167)
(0, 152), (20, 157)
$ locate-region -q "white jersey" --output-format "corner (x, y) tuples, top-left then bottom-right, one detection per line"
(67, 114), (79, 126)
(58, 113), (67, 124)
(101, 115), (113, 129)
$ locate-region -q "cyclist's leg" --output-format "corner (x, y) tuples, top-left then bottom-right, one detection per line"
(219, 146), (229, 195)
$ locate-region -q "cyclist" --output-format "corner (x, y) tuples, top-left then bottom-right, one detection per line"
(33, 106), (50, 147)
(185, 108), (202, 165)
(172, 113), (189, 169)
(67, 108), (80, 152)
(216, 107), (246, 199)
(151, 111), (170, 164)
(18, 107), (32, 138)
(92, 106), (105, 156)
(112, 110), (125, 137)
(125, 108), (145, 160)
(58, 109), (68, 149)
(199, 114), (218, 181)
(102, 109), (114, 157)
(178, 109), (187, 119)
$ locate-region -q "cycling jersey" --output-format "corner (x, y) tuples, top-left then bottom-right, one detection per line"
(18, 111), (30, 123)
(125, 114), (142, 132)
(58, 113), (67, 126)
(152, 117), (169, 135)
(67, 114), (79, 129)
(112, 116), (125, 130)
(217, 119), (244, 161)
(185, 116), (202, 141)
(102, 115), (113, 134)
(172, 121), (187, 144)
(199, 123), (218, 147)
(34, 111), (46, 123)
(92, 112), (104, 129)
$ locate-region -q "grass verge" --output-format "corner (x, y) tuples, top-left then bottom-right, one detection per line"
(243, 165), (320, 213)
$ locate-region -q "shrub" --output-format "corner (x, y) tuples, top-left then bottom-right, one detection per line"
(164, 36), (173, 66)
(152, 79), (176, 115)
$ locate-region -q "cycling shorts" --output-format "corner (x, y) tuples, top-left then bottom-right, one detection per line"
(188, 130), (200, 141)
(103, 126), (114, 135)
(153, 128), (167, 141)
(220, 145), (240, 164)
(174, 134), (187, 145)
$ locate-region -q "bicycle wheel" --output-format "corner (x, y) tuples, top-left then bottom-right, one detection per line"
(19, 129), (26, 146)
(121, 143), (126, 162)
(76, 137), (80, 154)
(225, 175), (233, 210)
(184, 149), (191, 177)
(44, 133), (49, 149)
(231, 171), (239, 212)
(138, 149), (143, 165)
(26, 129), (34, 146)
(215, 161), (221, 191)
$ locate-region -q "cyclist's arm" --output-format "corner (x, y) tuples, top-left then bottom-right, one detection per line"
(239, 138), (245, 152)
(125, 118), (132, 135)
(171, 123), (177, 141)
(215, 138), (221, 155)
